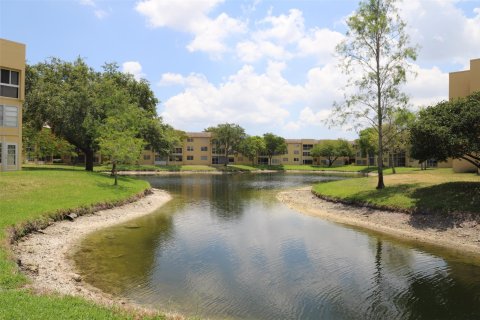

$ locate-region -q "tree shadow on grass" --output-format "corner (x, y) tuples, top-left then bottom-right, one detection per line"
(408, 182), (480, 231)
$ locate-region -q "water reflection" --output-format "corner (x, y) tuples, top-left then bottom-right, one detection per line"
(75, 173), (480, 319)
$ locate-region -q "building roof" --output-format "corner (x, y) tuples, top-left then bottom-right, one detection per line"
(186, 132), (212, 138)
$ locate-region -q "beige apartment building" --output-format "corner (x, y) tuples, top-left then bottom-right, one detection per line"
(0, 39), (25, 171)
(449, 58), (480, 173)
(139, 133), (351, 166)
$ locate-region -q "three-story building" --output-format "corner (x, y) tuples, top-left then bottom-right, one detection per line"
(0, 39), (26, 171)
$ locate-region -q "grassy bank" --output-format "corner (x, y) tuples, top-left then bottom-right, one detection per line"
(0, 168), (165, 319)
(24, 163), (420, 174)
(312, 168), (480, 214)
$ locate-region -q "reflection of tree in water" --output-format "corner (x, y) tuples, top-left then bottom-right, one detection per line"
(74, 212), (175, 296)
(363, 237), (480, 319)
(401, 262), (480, 319)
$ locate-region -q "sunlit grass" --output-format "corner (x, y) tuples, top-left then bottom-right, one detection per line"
(312, 168), (480, 214)
(0, 168), (159, 319)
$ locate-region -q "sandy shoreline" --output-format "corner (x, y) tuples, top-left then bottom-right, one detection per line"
(277, 187), (480, 258)
(13, 188), (174, 317)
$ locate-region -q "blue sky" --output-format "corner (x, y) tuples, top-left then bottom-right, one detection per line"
(1, 0), (479, 139)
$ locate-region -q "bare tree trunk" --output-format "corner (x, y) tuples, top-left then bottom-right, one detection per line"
(85, 149), (94, 172)
(375, 16), (385, 189)
(112, 161), (118, 185)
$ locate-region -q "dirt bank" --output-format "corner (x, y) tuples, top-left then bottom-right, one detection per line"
(13, 189), (179, 318)
(277, 187), (480, 257)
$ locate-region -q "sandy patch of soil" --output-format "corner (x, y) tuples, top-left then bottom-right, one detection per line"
(12, 189), (181, 318)
(277, 187), (480, 257)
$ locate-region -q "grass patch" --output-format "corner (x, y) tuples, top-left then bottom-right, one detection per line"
(0, 168), (159, 319)
(312, 168), (480, 214)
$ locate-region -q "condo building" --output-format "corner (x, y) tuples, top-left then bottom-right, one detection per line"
(0, 39), (25, 171)
(139, 133), (352, 166)
(449, 58), (480, 173)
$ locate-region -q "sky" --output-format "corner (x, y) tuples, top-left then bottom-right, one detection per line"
(1, 0), (479, 140)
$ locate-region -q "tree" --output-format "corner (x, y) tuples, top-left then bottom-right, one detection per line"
(24, 58), (161, 171)
(263, 133), (287, 165)
(358, 127), (378, 166)
(311, 139), (354, 167)
(23, 126), (76, 163)
(97, 107), (146, 185)
(205, 123), (246, 166)
(410, 92), (480, 172)
(383, 109), (415, 173)
(333, 0), (417, 189)
(239, 136), (265, 165)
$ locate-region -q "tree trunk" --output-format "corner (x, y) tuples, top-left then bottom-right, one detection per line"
(111, 161), (116, 177)
(375, 24), (385, 190)
(85, 149), (94, 171)
(390, 153), (396, 174)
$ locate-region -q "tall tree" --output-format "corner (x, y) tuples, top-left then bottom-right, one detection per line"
(358, 127), (378, 166)
(24, 58), (161, 171)
(205, 123), (246, 166)
(311, 139), (354, 167)
(333, 0), (417, 189)
(263, 133), (287, 165)
(239, 136), (265, 165)
(410, 92), (480, 173)
(97, 106), (146, 185)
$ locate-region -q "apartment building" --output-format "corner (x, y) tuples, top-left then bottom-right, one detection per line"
(140, 134), (351, 166)
(449, 58), (480, 173)
(0, 39), (25, 171)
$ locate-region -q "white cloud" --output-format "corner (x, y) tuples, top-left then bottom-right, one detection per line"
(297, 28), (344, 63)
(160, 62), (305, 129)
(79, 0), (95, 6)
(79, 0), (109, 19)
(135, 0), (246, 56)
(122, 61), (144, 80)
(401, 0), (480, 65)
(403, 65), (448, 108)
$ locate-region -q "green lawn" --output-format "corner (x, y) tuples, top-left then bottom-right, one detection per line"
(0, 168), (166, 319)
(312, 168), (480, 214)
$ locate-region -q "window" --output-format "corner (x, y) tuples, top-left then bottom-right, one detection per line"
(294, 150), (300, 155)
(169, 155), (182, 162)
(201, 156), (208, 161)
(293, 158), (300, 162)
(187, 137), (194, 142)
(303, 151), (310, 156)
(1, 69), (20, 98)
(187, 146), (194, 151)
(143, 154), (151, 160)
(283, 158), (288, 162)
(272, 159), (280, 164)
(212, 156), (219, 164)
(201, 146), (208, 152)
(7, 144), (16, 166)
(187, 155), (194, 161)
(0, 105), (18, 127)
(174, 147), (182, 154)
(303, 144), (313, 150)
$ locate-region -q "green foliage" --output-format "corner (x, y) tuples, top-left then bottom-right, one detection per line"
(312, 169), (480, 214)
(263, 133), (287, 164)
(23, 126), (76, 162)
(239, 136), (266, 164)
(24, 58), (162, 171)
(97, 107), (146, 185)
(358, 128), (378, 159)
(333, 0), (418, 188)
(205, 123), (246, 165)
(410, 92), (480, 171)
(311, 140), (353, 167)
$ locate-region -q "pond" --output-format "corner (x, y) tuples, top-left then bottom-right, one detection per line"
(74, 173), (480, 319)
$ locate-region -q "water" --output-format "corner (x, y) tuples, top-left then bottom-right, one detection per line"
(74, 173), (480, 319)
